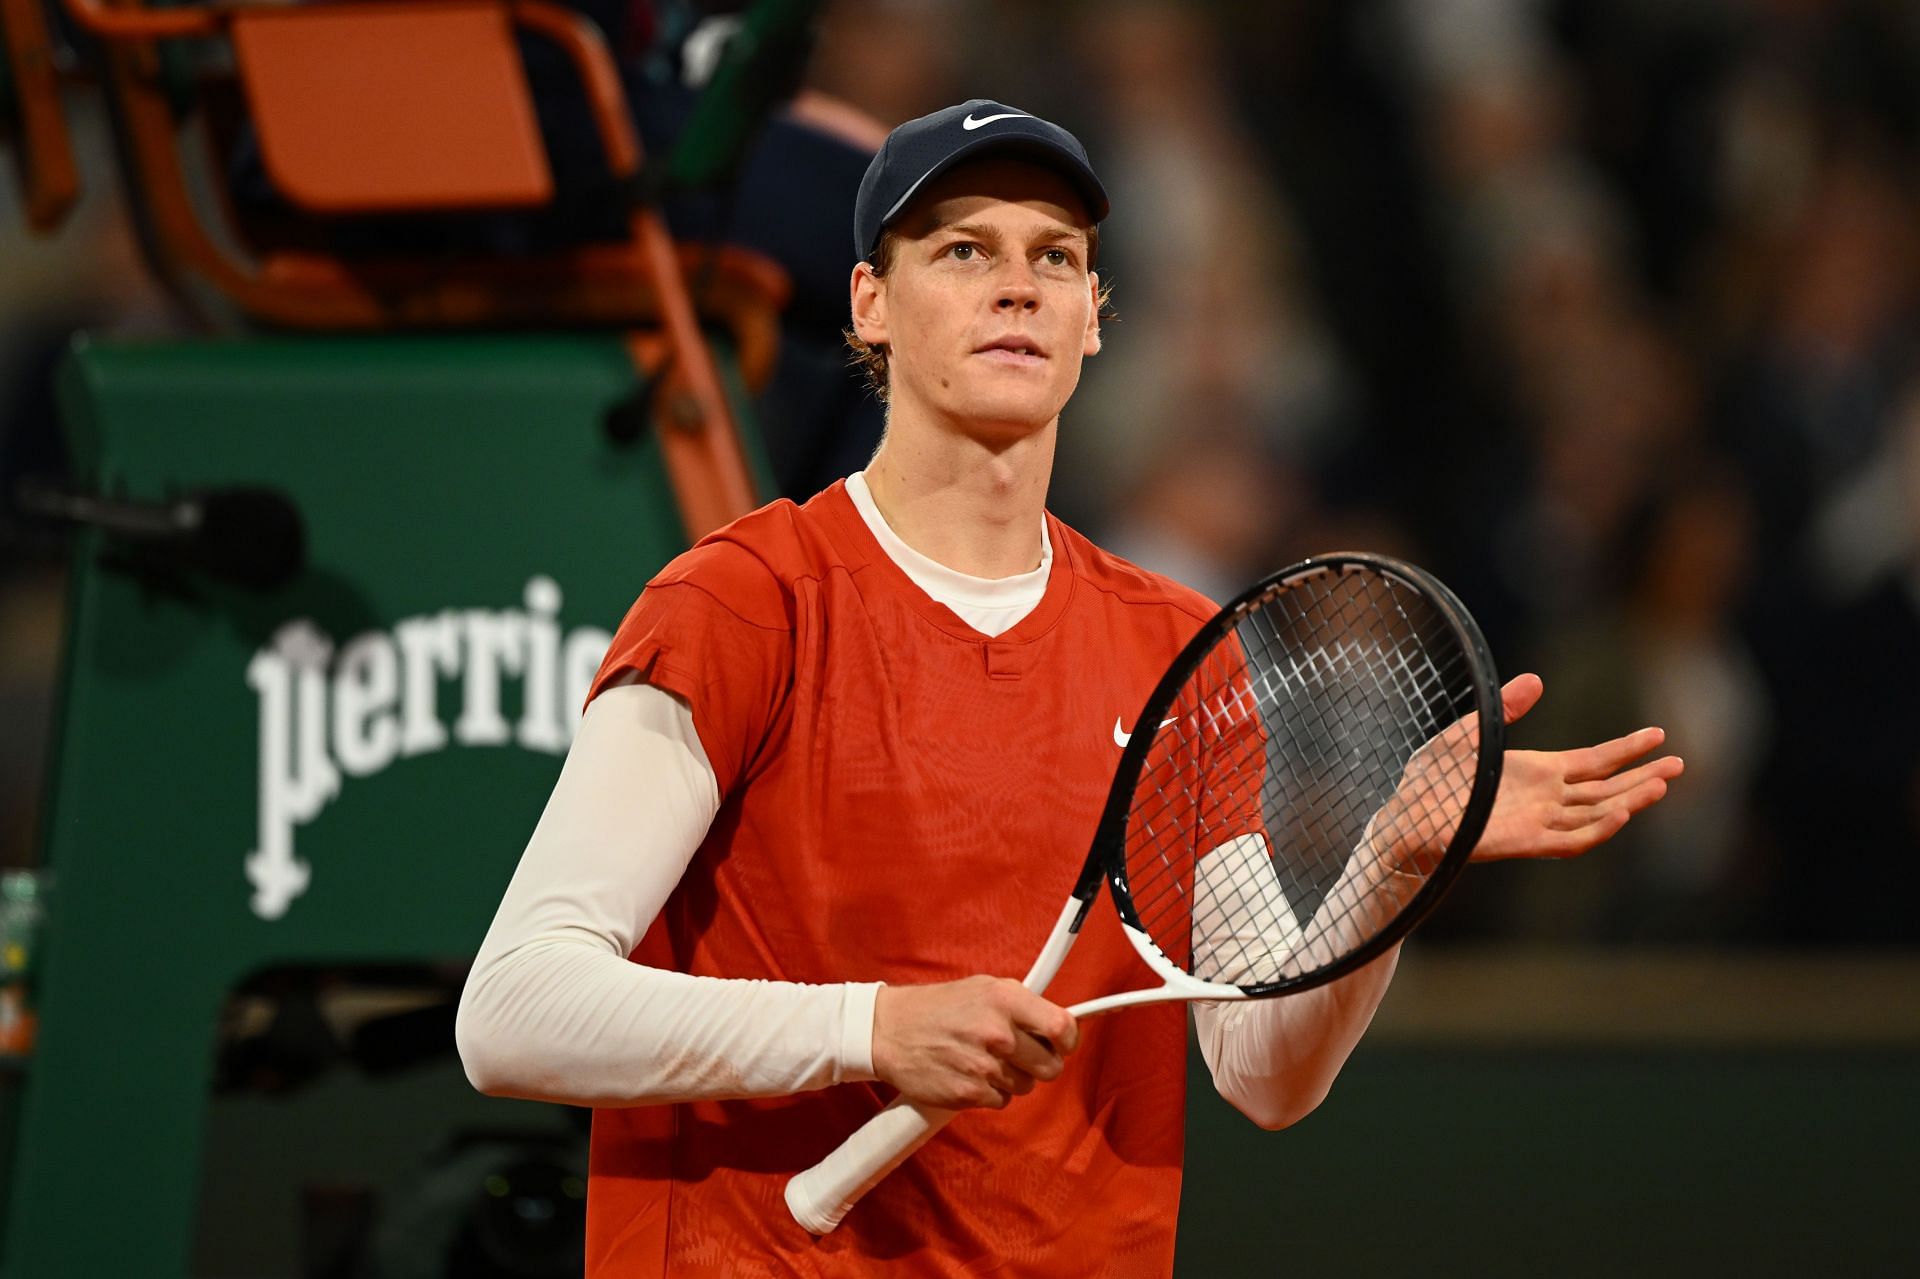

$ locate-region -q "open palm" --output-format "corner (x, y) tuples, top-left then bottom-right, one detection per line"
(1373, 673), (1683, 873)
(1472, 673), (1683, 861)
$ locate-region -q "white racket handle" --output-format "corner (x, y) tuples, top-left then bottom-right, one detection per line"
(784, 900), (1085, 1235)
(784, 1099), (955, 1235)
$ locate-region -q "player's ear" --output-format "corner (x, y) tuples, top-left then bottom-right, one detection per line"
(850, 261), (889, 348)
(1083, 270), (1102, 357)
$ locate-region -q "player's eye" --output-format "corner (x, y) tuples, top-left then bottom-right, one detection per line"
(947, 243), (980, 261)
(1042, 248), (1071, 267)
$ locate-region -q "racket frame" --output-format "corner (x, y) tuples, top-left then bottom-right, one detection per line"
(1092, 550), (1505, 1000)
(784, 551), (1503, 1234)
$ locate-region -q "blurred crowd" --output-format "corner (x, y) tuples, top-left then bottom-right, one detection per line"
(4, 0), (1919, 946)
(803, 0), (1920, 947)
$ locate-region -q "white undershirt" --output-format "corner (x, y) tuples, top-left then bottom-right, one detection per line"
(456, 472), (1399, 1127)
(844, 470), (1052, 635)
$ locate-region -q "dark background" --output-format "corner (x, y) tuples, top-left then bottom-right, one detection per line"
(3, 0), (1917, 1274)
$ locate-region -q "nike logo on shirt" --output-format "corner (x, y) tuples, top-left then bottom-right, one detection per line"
(962, 112), (1031, 130)
(1113, 717), (1179, 748)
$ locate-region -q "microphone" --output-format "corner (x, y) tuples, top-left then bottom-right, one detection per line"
(15, 482), (306, 591)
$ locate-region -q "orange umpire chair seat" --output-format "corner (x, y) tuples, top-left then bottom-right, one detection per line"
(48, 0), (789, 540)
(232, 1), (558, 216)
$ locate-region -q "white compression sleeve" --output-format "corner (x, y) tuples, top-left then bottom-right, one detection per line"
(1189, 831), (1405, 1129)
(455, 679), (881, 1107)
(1193, 948), (1399, 1131)
(458, 485), (1053, 1111)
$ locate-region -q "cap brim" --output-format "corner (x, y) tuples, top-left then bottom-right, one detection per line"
(874, 132), (1109, 251)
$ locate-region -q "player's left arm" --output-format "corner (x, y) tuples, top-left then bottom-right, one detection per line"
(1198, 673), (1684, 1129)
(1195, 947), (1402, 1130)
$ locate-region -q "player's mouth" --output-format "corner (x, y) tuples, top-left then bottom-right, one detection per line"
(974, 335), (1047, 367)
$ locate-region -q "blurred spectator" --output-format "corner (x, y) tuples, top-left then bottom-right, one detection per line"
(1511, 465), (1769, 943)
(1712, 143), (1919, 583)
(1749, 375), (1920, 945)
(7, 0), (1920, 947)
(1624, 472), (1770, 939)
(1100, 425), (1307, 607)
(1059, 1), (1355, 529)
(805, 0), (966, 126)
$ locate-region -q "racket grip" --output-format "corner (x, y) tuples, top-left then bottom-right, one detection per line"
(784, 1099), (955, 1235)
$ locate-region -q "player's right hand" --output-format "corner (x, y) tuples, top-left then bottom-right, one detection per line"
(870, 976), (1080, 1111)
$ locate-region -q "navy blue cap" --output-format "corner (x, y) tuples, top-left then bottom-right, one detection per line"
(853, 99), (1109, 262)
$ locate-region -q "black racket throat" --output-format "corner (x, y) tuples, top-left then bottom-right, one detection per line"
(1093, 552), (1505, 1001)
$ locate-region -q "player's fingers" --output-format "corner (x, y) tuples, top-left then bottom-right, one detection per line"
(983, 1059), (1038, 1100)
(1564, 755), (1684, 804)
(1525, 807), (1633, 858)
(1499, 673), (1545, 724)
(1610, 774), (1672, 817)
(1431, 674), (1540, 752)
(1001, 1027), (1068, 1083)
(966, 1082), (1014, 1110)
(1005, 988), (1080, 1056)
(1548, 776), (1671, 833)
(945, 1047), (1019, 1109)
(1563, 726), (1667, 783)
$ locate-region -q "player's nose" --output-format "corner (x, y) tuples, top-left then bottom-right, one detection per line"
(994, 263), (1041, 311)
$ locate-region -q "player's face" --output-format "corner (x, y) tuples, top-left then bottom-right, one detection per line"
(850, 158), (1102, 442)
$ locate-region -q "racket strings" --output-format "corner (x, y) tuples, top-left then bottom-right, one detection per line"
(1233, 582), (1475, 961)
(1119, 569), (1483, 988)
(1128, 588), (1439, 908)
(1190, 612), (1438, 970)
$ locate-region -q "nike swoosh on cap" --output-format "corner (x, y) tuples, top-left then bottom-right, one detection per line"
(1113, 717), (1180, 748)
(962, 112), (1032, 130)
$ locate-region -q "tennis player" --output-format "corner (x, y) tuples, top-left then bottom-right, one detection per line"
(456, 100), (1683, 1277)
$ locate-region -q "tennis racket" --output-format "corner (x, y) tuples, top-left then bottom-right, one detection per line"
(784, 551), (1504, 1235)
